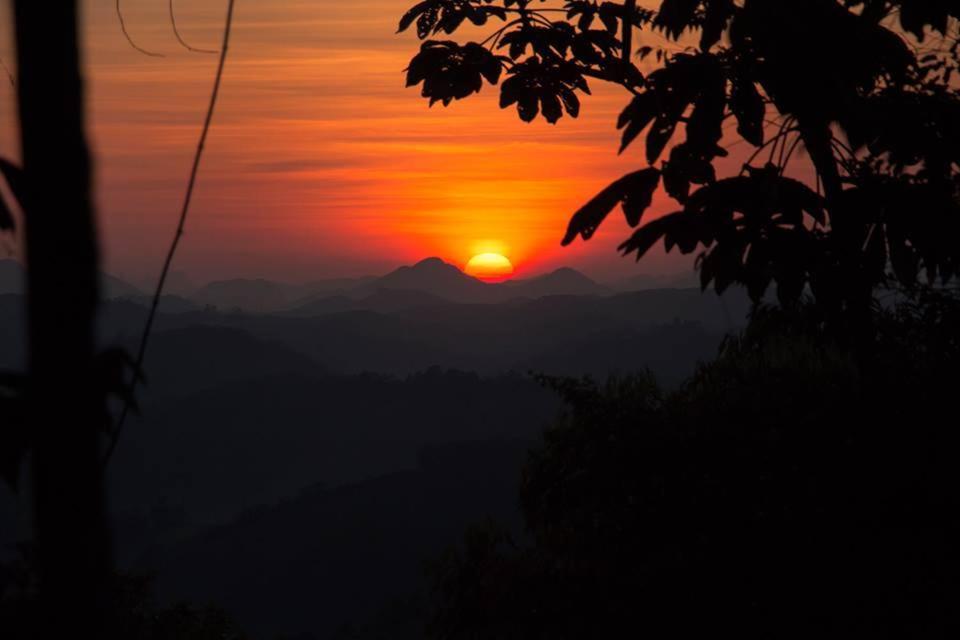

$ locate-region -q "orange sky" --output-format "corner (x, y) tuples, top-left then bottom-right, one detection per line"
(1, 1), (718, 284)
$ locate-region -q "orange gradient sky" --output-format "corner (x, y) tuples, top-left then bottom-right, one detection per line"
(0, 1), (742, 284)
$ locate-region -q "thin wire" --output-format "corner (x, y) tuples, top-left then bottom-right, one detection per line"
(117, 0), (165, 57)
(103, 0), (236, 467)
(0, 56), (14, 87)
(170, 0), (219, 54)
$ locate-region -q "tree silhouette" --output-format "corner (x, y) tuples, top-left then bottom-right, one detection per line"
(399, 1), (960, 313)
(2, 2), (236, 637)
(0, 3), (113, 638)
(427, 290), (960, 637)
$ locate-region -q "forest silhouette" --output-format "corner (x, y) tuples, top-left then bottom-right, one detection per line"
(2, 0), (960, 638)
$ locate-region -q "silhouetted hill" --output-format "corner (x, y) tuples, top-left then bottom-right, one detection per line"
(135, 325), (322, 396)
(367, 257), (496, 304)
(101, 326), (558, 549)
(121, 293), (200, 314)
(611, 271), (699, 292)
(286, 287), (450, 317)
(172, 261), (712, 311)
(192, 278), (303, 312)
(143, 440), (531, 640)
(1, 287), (749, 378)
(504, 267), (608, 298)
(0, 258), (142, 299)
(190, 276), (378, 312)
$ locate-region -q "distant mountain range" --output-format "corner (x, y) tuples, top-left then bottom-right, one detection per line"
(192, 258), (614, 311)
(1, 257), (703, 313)
(0, 255), (752, 640)
(0, 258), (143, 300)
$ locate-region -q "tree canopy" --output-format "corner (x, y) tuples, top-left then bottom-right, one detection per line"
(399, 1), (960, 310)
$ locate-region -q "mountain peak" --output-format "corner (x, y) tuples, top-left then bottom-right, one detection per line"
(542, 267), (591, 279)
(411, 257), (460, 272)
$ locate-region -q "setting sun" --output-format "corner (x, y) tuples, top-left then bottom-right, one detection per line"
(464, 252), (514, 281)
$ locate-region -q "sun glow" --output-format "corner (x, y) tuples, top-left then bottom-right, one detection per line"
(465, 252), (514, 281)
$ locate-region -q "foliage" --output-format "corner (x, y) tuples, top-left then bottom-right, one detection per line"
(0, 551), (249, 640)
(0, 347), (141, 493)
(399, 1), (960, 310)
(427, 288), (960, 637)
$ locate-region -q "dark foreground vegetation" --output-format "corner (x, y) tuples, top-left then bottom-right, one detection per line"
(429, 288), (960, 638)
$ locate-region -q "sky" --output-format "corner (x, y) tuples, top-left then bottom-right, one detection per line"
(1, 1), (710, 285)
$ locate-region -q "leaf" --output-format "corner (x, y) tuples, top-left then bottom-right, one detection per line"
(699, 239), (746, 294)
(662, 143), (717, 203)
(685, 74), (726, 150)
(540, 92), (563, 124)
(646, 115), (678, 165)
(617, 93), (657, 154)
(398, 1), (431, 34)
(730, 76), (765, 147)
(499, 57), (587, 124)
(562, 169), (661, 246)
(405, 41), (502, 107)
(700, 0), (735, 51)
(621, 168), (663, 227)
(517, 91), (539, 122)
(654, 0), (699, 41)
(618, 212), (683, 260)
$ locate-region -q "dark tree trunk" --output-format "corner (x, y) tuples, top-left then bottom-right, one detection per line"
(13, 1), (112, 637)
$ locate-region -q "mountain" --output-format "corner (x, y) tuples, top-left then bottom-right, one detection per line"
(1, 283), (751, 379)
(107, 366), (556, 560)
(192, 278), (304, 312)
(504, 267), (609, 299)
(192, 276), (377, 312)
(286, 287), (449, 317)
(0, 258), (142, 299)
(138, 260), (698, 311)
(359, 260), (609, 304)
(612, 271), (699, 292)
(367, 257), (496, 304)
(143, 440), (531, 640)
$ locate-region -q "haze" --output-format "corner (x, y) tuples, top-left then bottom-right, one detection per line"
(0, 0), (698, 286)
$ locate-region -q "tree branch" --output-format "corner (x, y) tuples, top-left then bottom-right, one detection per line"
(103, 0), (237, 467)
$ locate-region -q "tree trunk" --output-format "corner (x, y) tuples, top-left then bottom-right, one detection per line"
(12, 1), (112, 637)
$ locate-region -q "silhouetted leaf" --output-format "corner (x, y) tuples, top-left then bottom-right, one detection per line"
(406, 41), (503, 107)
(662, 143), (717, 203)
(618, 212), (682, 260)
(892, 0), (960, 41)
(563, 169), (661, 245)
(700, 0), (734, 51)
(622, 168), (663, 227)
(685, 70), (726, 150)
(654, 0), (699, 41)
(617, 93), (657, 154)
(400, 1), (507, 38)
(730, 75), (765, 147)
(398, 1), (431, 34)
(500, 57), (587, 124)
(640, 53), (723, 163)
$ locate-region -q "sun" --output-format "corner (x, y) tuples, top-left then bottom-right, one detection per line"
(464, 253), (514, 281)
